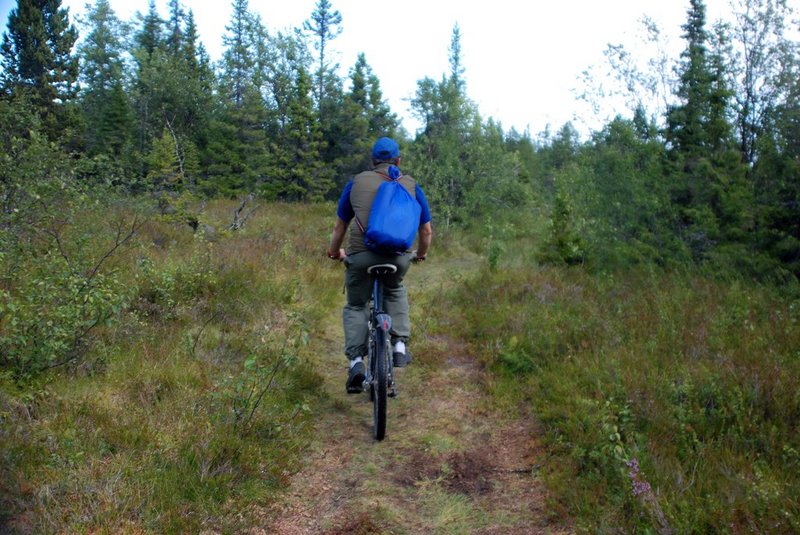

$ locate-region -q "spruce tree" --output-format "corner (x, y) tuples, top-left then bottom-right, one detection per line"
(131, 0), (163, 161)
(202, 0), (269, 196)
(166, 0), (184, 55)
(349, 54), (369, 110)
(266, 66), (330, 201)
(409, 24), (477, 226)
(337, 53), (383, 179)
(750, 34), (800, 278)
(79, 0), (132, 158)
(303, 0), (342, 117)
(322, 53), (400, 187)
(136, 0), (163, 57)
(131, 0), (212, 184)
(182, 10), (215, 152)
(366, 72), (397, 135)
(665, 0), (750, 260)
(1, 0), (79, 142)
(220, 0), (255, 108)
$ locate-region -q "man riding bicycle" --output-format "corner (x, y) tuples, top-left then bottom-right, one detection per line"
(326, 137), (433, 392)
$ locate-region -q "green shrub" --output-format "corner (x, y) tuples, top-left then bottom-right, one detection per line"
(0, 259), (130, 377)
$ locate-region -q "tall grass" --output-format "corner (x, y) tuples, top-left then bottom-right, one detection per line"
(0, 200), (340, 533)
(450, 258), (800, 532)
(4, 197), (799, 533)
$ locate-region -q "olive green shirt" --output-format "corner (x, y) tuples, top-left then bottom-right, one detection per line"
(347, 163), (418, 256)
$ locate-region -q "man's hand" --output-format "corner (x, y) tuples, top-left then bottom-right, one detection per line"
(327, 217), (348, 261)
(327, 248), (346, 261)
(414, 222), (432, 264)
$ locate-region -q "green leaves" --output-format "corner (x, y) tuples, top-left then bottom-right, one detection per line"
(0, 257), (130, 377)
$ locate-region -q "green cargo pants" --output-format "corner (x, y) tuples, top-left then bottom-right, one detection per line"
(342, 251), (412, 360)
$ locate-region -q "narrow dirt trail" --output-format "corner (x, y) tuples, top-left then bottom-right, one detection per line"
(260, 254), (572, 534)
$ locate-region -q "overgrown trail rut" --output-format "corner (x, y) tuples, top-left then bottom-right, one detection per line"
(261, 256), (572, 534)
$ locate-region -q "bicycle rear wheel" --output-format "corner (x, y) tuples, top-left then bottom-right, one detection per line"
(372, 326), (389, 441)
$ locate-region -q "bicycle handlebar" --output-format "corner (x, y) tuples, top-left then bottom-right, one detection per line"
(326, 250), (426, 264)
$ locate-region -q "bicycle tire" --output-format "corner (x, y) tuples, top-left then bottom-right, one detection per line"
(368, 335), (375, 403)
(372, 326), (388, 441)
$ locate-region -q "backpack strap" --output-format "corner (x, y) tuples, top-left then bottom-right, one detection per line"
(354, 213), (366, 233)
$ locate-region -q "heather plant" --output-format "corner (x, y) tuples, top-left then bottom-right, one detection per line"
(449, 263), (800, 532)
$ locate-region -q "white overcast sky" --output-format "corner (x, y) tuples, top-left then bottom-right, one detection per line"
(1, 0), (735, 136)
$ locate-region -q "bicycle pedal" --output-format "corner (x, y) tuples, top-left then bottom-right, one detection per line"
(389, 386), (398, 398)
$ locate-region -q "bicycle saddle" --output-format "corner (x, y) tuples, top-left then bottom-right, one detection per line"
(367, 263), (398, 275)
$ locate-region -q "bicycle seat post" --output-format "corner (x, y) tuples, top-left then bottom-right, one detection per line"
(366, 264), (397, 315)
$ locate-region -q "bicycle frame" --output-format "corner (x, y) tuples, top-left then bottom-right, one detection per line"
(363, 264), (403, 441)
(366, 272), (395, 398)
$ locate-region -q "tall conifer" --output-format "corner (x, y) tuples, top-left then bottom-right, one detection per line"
(79, 0), (131, 157)
(1, 0), (79, 141)
(666, 0), (751, 260)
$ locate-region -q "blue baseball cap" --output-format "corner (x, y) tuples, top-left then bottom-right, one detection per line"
(372, 137), (400, 160)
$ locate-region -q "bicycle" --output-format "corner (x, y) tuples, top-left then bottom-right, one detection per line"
(356, 262), (399, 441)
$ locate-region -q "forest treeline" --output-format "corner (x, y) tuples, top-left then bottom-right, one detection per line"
(1, 0), (799, 279)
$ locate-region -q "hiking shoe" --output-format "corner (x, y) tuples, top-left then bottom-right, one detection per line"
(346, 360), (366, 393)
(393, 348), (412, 368)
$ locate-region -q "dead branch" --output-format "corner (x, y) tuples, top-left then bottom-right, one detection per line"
(82, 215), (144, 287)
(191, 310), (225, 358)
(164, 116), (185, 182)
(230, 193), (258, 231)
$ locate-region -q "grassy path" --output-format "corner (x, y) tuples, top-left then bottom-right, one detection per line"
(260, 251), (572, 534)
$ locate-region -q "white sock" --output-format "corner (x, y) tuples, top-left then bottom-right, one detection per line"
(349, 357), (363, 368)
(393, 341), (406, 354)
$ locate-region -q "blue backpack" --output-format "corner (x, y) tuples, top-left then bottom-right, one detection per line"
(356, 173), (421, 254)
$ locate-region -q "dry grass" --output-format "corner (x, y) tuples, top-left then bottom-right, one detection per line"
(0, 200), (336, 533)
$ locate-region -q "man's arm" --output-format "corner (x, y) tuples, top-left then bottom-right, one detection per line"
(413, 183), (432, 261)
(327, 217), (348, 260)
(415, 222), (432, 260)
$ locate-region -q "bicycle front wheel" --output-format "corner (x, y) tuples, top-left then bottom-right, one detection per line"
(372, 326), (389, 441)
